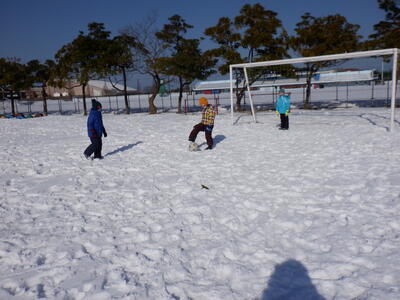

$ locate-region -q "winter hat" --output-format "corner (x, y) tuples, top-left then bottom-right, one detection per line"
(199, 97), (208, 106)
(278, 88), (285, 94)
(91, 99), (102, 109)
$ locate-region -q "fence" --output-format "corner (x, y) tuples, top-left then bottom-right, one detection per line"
(0, 92), (223, 116)
(1, 81), (399, 116)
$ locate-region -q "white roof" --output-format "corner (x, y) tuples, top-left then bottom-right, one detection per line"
(193, 70), (375, 90)
(193, 80), (239, 91)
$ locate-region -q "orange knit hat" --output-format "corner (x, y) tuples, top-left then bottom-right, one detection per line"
(199, 97), (208, 106)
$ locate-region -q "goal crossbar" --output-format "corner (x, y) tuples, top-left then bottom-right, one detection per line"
(229, 48), (399, 132)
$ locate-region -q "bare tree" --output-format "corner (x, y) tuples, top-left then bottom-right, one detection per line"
(106, 34), (136, 114)
(121, 13), (169, 114)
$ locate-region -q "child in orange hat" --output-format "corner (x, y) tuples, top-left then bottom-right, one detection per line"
(188, 97), (217, 150)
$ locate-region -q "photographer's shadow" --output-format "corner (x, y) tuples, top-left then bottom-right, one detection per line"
(261, 259), (325, 300)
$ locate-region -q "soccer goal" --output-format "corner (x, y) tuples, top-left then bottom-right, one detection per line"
(229, 48), (399, 132)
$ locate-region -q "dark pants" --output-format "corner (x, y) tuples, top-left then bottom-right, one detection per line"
(189, 123), (213, 147)
(84, 136), (103, 158)
(280, 114), (289, 129)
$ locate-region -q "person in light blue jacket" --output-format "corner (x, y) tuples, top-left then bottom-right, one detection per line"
(275, 88), (291, 130)
(83, 99), (107, 159)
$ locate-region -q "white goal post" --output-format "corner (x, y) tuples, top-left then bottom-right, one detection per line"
(229, 48), (399, 132)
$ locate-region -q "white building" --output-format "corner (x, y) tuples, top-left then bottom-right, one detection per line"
(193, 70), (375, 94)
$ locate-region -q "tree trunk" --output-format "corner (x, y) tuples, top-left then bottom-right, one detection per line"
(304, 71), (313, 109)
(303, 64), (319, 109)
(148, 92), (158, 114)
(235, 89), (245, 111)
(41, 85), (48, 116)
(148, 76), (160, 114)
(233, 71), (244, 111)
(177, 77), (183, 113)
(236, 96), (242, 111)
(304, 78), (311, 108)
(234, 78), (247, 111)
(122, 67), (130, 114)
(82, 84), (87, 116)
(10, 92), (16, 115)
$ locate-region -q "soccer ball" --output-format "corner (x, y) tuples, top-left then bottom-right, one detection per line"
(189, 142), (199, 152)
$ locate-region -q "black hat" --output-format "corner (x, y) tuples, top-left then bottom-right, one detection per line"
(91, 99), (102, 109)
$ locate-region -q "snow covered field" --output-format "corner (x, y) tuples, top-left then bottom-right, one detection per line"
(1, 107), (400, 299)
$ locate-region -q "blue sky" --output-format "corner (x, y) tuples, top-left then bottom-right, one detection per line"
(0, 0), (385, 86)
(0, 0), (385, 62)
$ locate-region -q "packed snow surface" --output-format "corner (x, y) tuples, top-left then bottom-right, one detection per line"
(1, 107), (400, 299)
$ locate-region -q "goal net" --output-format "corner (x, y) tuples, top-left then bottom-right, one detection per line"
(229, 48), (399, 132)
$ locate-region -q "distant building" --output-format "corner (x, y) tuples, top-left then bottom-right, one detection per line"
(23, 80), (137, 100)
(46, 80), (137, 98)
(193, 70), (375, 94)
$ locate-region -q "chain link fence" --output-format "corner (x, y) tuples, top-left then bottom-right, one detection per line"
(1, 81), (398, 117)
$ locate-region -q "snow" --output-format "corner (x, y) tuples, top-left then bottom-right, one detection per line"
(1, 107), (400, 299)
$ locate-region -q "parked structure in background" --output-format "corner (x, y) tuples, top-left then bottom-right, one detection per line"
(193, 70), (376, 94)
(24, 80), (137, 100)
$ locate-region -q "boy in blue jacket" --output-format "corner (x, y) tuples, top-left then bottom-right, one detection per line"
(275, 89), (291, 130)
(83, 99), (107, 159)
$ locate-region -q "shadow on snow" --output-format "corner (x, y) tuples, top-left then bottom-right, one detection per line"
(104, 141), (143, 157)
(198, 135), (226, 149)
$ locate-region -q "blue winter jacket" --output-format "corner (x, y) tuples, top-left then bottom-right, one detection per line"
(87, 108), (104, 138)
(276, 95), (291, 114)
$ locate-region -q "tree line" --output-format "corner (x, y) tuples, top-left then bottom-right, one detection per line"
(0, 0), (399, 115)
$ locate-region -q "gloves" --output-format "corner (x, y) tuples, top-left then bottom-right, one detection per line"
(275, 110), (279, 116)
(103, 130), (107, 138)
(285, 110), (289, 116)
(90, 129), (97, 138)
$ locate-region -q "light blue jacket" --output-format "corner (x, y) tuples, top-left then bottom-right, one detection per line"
(276, 95), (291, 114)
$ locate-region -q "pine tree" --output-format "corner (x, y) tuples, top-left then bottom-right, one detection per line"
(26, 59), (56, 116)
(55, 22), (111, 115)
(205, 3), (288, 110)
(156, 15), (216, 113)
(0, 58), (28, 115)
(290, 13), (360, 107)
(368, 0), (400, 49)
